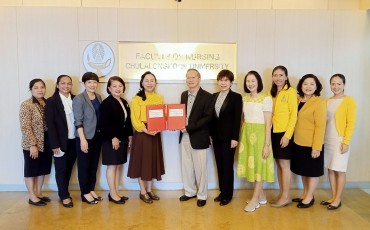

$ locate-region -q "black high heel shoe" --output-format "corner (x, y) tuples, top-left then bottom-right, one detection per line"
(61, 198), (74, 208)
(292, 197), (303, 203)
(297, 197), (315, 208)
(29, 199), (47, 206)
(81, 195), (98, 204)
(327, 202), (341, 210)
(320, 200), (331, 205)
(92, 195), (103, 201)
(38, 196), (51, 202)
(108, 193), (125, 204)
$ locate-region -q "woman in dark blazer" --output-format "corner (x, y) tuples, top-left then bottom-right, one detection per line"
(72, 72), (103, 204)
(45, 75), (76, 208)
(210, 69), (242, 206)
(100, 76), (133, 204)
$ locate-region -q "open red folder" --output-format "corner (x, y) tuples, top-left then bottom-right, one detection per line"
(166, 104), (186, 130)
(146, 105), (166, 132)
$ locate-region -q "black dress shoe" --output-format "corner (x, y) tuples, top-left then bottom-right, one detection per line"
(120, 196), (129, 201)
(197, 199), (206, 207)
(179, 195), (197, 201)
(292, 197), (303, 203)
(220, 199), (231, 206)
(29, 199), (46, 206)
(81, 195), (98, 204)
(38, 196), (51, 202)
(92, 196), (103, 201)
(327, 202), (341, 210)
(61, 200), (74, 208)
(297, 198), (315, 208)
(214, 196), (222, 202)
(108, 193), (125, 204)
(320, 200), (331, 205)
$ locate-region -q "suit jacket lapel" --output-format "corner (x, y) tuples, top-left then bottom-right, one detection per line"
(299, 96), (318, 114)
(213, 92), (220, 117)
(56, 94), (67, 124)
(83, 90), (95, 110)
(112, 96), (126, 120)
(219, 91), (231, 116)
(189, 87), (203, 119)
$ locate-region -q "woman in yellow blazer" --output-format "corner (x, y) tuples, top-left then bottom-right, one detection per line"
(291, 74), (326, 209)
(269, 66), (298, 208)
(321, 74), (357, 210)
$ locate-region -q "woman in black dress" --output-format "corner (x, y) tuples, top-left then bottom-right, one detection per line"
(100, 76), (133, 204)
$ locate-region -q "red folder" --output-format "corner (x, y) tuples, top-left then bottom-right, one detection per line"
(146, 105), (166, 132)
(166, 104), (186, 130)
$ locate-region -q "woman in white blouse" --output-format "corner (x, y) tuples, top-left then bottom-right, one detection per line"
(237, 71), (274, 212)
(45, 75), (76, 208)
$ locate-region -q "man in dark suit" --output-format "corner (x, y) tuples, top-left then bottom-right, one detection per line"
(210, 69), (242, 206)
(178, 68), (213, 207)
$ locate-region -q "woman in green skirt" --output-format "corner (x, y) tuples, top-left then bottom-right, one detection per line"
(237, 71), (275, 212)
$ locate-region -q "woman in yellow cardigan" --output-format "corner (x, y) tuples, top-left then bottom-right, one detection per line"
(291, 74), (326, 209)
(269, 66), (297, 208)
(321, 74), (357, 210)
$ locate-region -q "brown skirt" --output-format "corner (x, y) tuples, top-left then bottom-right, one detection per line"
(127, 131), (165, 181)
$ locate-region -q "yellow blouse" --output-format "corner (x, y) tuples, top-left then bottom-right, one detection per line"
(270, 86), (298, 139)
(131, 92), (163, 132)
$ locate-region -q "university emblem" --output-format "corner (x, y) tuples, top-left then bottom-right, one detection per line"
(83, 41), (114, 77)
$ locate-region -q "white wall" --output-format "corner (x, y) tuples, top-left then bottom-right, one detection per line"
(0, 7), (369, 191)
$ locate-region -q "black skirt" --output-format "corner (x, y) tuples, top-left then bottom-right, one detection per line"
(127, 131), (165, 181)
(23, 148), (52, 177)
(102, 140), (128, 165)
(291, 143), (324, 177)
(271, 131), (293, 159)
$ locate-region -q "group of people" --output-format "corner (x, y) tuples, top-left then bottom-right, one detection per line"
(19, 66), (356, 213)
(235, 66), (356, 212)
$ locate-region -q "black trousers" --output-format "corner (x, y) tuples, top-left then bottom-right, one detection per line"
(76, 133), (102, 196)
(54, 139), (77, 200)
(212, 140), (236, 200)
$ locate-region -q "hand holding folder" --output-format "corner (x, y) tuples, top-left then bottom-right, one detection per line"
(166, 104), (186, 131)
(146, 104), (186, 131)
(146, 105), (166, 132)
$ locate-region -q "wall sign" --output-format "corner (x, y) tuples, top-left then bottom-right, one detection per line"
(119, 42), (236, 80)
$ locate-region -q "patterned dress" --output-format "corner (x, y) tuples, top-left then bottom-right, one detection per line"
(237, 94), (274, 182)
